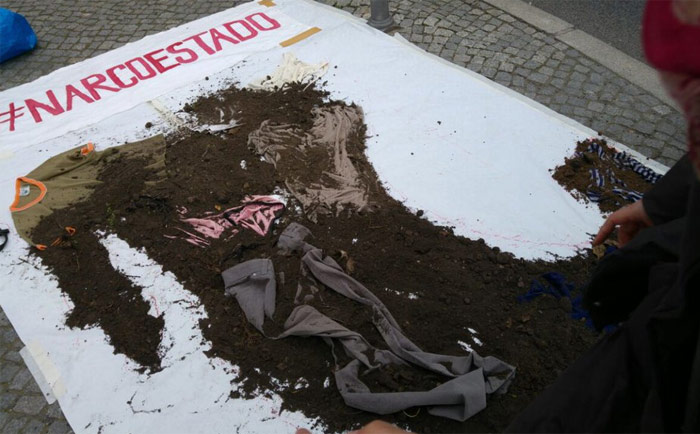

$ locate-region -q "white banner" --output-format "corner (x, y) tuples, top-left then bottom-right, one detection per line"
(0, 0), (668, 433)
(0, 2), (309, 150)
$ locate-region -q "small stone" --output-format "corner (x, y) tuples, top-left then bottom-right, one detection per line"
(463, 297), (471, 305)
(144, 122), (153, 129)
(416, 209), (424, 217)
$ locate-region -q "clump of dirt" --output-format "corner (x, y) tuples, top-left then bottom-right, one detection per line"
(552, 138), (657, 213)
(30, 82), (601, 433)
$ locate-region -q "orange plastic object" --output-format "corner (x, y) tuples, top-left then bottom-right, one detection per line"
(80, 142), (95, 156)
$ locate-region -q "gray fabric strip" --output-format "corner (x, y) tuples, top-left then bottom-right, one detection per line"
(222, 258), (276, 333)
(221, 223), (516, 421)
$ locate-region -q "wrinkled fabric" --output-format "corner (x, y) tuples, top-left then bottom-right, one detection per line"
(167, 196), (284, 247)
(222, 259), (276, 332)
(578, 141), (660, 205)
(518, 272), (596, 329)
(11, 136), (167, 246)
(248, 105), (369, 220)
(247, 52), (328, 90)
(222, 223), (515, 421)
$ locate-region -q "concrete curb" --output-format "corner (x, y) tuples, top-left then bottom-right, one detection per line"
(482, 0), (679, 111)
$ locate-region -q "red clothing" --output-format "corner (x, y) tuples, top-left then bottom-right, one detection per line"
(643, 0), (700, 76)
(644, 0), (700, 176)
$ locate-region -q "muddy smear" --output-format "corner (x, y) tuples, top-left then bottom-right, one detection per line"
(552, 138), (656, 213)
(32, 154), (165, 372)
(31, 82), (601, 432)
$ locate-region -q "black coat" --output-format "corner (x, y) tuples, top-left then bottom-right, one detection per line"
(507, 155), (700, 432)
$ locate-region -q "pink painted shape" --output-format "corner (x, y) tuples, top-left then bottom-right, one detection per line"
(168, 196), (284, 247)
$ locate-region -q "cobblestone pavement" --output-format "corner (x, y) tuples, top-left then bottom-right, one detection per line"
(0, 0), (690, 432)
(1, 310), (72, 434)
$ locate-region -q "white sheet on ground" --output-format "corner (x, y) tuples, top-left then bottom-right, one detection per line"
(0, 0), (668, 432)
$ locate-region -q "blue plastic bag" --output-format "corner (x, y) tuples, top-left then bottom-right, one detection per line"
(0, 8), (37, 63)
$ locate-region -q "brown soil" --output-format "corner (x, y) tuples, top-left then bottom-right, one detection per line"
(30, 82), (603, 432)
(552, 138), (655, 213)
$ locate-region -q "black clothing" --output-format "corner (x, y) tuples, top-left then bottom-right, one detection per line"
(507, 156), (700, 433)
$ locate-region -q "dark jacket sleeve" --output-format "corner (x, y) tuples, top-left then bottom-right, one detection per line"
(643, 154), (694, 225)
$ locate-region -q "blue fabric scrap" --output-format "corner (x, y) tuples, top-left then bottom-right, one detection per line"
(517, 272), (617, 332)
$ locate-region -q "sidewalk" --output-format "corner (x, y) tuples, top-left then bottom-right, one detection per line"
(0, 0), (688, 432)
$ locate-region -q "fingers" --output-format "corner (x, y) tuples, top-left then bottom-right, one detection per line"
(296, 429), (312, 434)
(593, 201), (653, 246)
(593, 213), (619, 246)
(618, 222), (642, 247)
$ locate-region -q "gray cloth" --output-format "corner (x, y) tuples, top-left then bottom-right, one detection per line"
(221, 223), (516, 421)
(222, 258), (276, 333)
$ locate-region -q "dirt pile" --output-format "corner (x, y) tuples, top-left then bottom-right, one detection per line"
(30, 82), (602, 432)
(552, 138), (658, 213)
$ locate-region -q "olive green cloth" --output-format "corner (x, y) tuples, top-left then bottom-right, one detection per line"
(11, 135), (166, 245)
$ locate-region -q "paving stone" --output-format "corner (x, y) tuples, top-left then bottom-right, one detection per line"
(3, 417), (28, 433)
(48, 420), (73, 434)
(656, 121), (678, 136)
(45, 403), (65, 420)
(21, 418), (46, 433)
(634, 120), (656, 135)
(13, 395), (48, 416)
(587, 101), (605, 113)
(494, 71), (512, 84)
(9, 369), (33, 390)
(0, 363), (21, 382)
(661, 145), (685, 161)
(0, 392), (19, 411)
(4, 350), (23, 363)
(529, 72), (548, 84)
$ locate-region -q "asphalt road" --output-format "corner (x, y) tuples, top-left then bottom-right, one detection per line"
(528, 0), (647, 63)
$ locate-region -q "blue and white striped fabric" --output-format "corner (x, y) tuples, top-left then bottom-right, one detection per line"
(577, 141), (661, 206)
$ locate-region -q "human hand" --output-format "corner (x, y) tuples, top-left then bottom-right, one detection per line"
(296, 420), (411, 434)
(593, 200), (653, 247)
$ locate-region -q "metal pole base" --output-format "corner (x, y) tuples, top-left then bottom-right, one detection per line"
(367, 15), (395, 31)
(368, 0), (394, 32)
